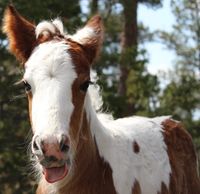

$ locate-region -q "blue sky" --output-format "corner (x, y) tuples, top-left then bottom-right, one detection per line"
(138, 1), (175, 74)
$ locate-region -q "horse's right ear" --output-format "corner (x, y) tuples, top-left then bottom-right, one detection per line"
(3, 5), (36, 63)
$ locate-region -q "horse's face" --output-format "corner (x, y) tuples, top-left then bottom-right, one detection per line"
(3, 6), (103, 183)
(25, 41), (90, 183)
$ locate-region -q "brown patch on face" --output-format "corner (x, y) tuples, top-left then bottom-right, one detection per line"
(132, 179), (141, 194)
(66, 39), (90, 144)
(69, 75), (89, 148)
(133, 141), (140, 153)
(162, 119), (200, 194)
(3, 5), (36, 63)
(67, 39), (90, 74)
(65, 17), (104, 143)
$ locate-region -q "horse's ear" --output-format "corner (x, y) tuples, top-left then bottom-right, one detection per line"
(3, 5), (36, 63)
(71, 15), (103, 65)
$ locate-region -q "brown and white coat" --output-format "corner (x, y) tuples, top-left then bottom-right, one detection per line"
(3, 5), (200, 194)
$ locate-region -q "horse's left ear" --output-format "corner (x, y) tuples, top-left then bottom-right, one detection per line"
(70, 15), (103, 65)
(3, 5), (36, 63)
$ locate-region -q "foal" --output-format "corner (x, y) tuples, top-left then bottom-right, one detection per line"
(3, 5), (200, 194)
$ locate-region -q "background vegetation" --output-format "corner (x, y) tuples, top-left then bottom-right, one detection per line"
(0, 0), (199, 193)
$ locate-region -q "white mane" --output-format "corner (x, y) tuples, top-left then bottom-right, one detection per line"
(88, 70), (103, 112)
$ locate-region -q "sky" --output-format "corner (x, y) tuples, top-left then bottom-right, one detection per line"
(138, 1), (175, 74)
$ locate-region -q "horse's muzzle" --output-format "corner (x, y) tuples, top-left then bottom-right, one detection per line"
(31, 134), (71, 183)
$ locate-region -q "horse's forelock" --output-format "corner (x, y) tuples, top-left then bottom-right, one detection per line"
(36, 19), (65, 43)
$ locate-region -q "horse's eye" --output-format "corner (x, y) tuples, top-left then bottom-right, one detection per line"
(80, 81), (93, 92)
(23, 81), (31, 92)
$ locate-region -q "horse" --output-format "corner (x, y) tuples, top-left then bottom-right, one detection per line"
(3, 5), (200, 194)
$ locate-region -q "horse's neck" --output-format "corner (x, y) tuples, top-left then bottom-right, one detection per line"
(84, 93), (112, 160)
(58, 100), (115, 194)
(72, 99), (106, 176)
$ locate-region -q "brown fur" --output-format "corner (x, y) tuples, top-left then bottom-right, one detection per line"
(37, 28), (65, 44)
(37, 30), (54, 43)
(3, 5), (36, 63)
(157, 182), (169, 194)
(133, 141), (140, 153)
(132, 180), (141, 194)
(162, 119), (200, 194)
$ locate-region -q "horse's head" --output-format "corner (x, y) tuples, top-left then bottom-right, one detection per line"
(3, 5), (103, 183)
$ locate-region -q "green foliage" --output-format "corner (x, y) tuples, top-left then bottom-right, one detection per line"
(158, 0), (200, 148)
(0, 0), (82, 32)
(0, 59), (34, 194)
(93, 0), (163, 118)
(159, 71), (199, 118)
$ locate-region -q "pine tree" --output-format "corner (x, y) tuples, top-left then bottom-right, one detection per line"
(89, 0), (163, 117)
(158, 0), (200, 148)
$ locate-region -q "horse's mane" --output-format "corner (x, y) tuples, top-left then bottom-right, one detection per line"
(88, 71), (103, 112)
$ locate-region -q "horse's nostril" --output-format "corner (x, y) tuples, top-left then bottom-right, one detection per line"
(33, 140), (39, 150)
(60, 135), (70, 152)
(32, 136), (43, 155)
(60, 144), (70, 152)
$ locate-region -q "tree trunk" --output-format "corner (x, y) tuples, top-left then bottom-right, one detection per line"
(90, 0), (98, 15)
(118, 0), (138, 116)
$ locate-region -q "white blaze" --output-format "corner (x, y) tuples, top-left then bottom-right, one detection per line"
(24, 41), (77, 137)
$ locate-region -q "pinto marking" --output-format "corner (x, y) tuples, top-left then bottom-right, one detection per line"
(3, 5), (200, 194)
(133, 141), (140, 153)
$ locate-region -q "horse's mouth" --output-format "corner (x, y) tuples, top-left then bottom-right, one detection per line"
(43, 164), (68, 183)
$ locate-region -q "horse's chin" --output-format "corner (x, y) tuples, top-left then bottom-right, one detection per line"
(43, 164), (69, 183)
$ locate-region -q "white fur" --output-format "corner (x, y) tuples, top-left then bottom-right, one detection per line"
(35, 19), (64, 38)
(24, 41), (76, 143)
(85, 92), (171, 194)
(69, 26), (97, 45)
(52, 19), (64, 34)
(88, 70), (103, 111)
